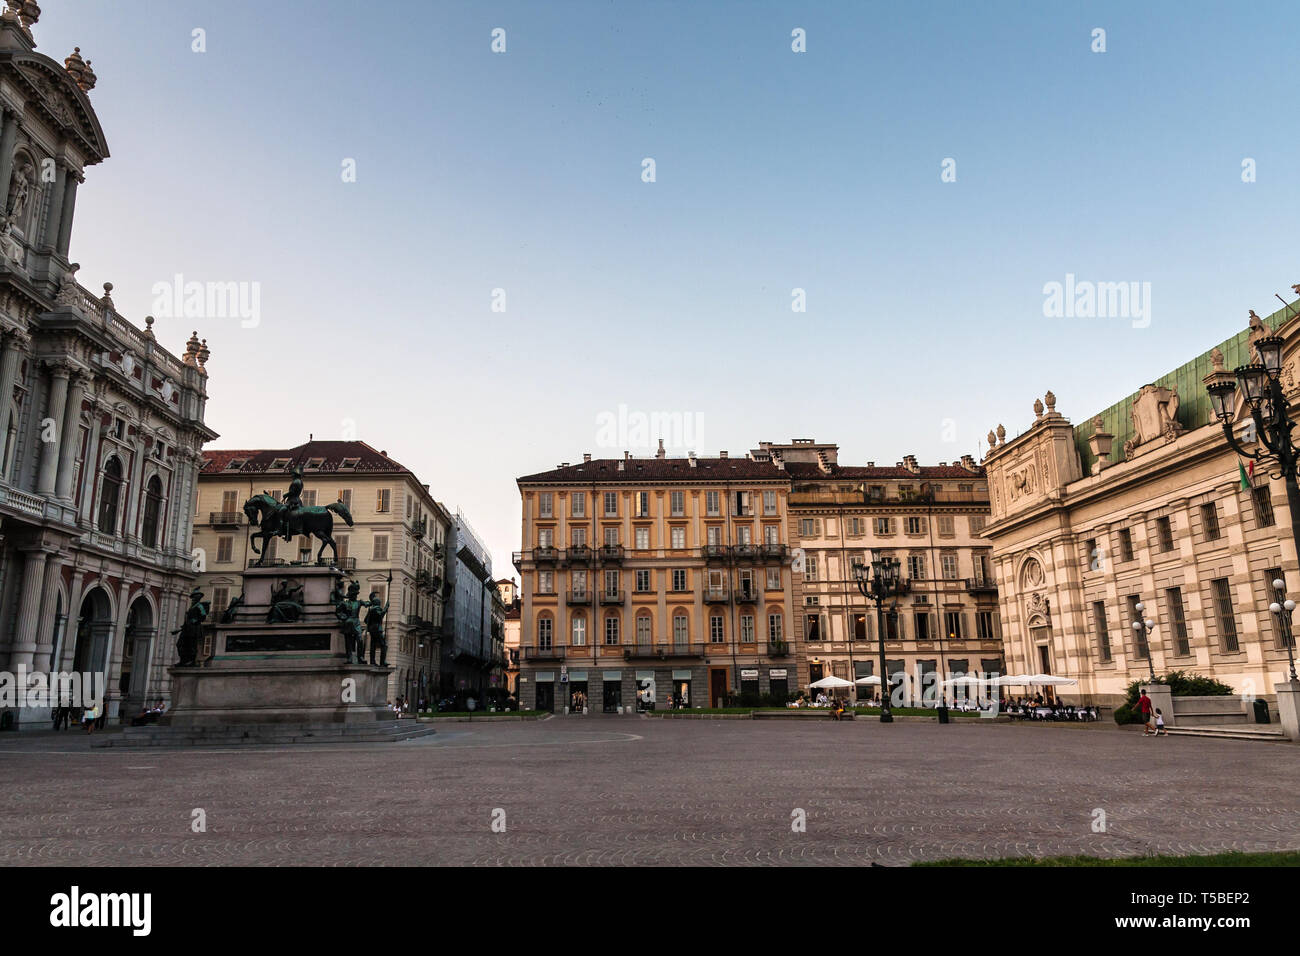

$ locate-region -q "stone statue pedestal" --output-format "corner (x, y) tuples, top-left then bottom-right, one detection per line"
(96, 565), (431, 747)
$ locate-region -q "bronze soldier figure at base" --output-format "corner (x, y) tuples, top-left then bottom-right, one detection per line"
(365, 572), (393, 666)
(173, 588), (209, 666)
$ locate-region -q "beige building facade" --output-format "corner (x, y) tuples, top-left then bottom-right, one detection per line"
(982, 301), (1300, 706)
(193, 441), (451, 704)
(768, 440), (1003, 703)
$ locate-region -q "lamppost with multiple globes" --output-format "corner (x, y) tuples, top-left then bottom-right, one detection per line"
(1129, 601), (1156, 681)
(1205, 326), (1300, 558)
(853, 550), (909, 723)
(1268, 578), (1299, 683)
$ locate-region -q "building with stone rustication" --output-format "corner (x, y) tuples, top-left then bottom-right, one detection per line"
(0, 8), (217, 728)
(767, 439), (1003, 704)
(982, 298), (1300, 708)
(194, 441), (451, 705)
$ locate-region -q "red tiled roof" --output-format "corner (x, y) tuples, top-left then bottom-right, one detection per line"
(518, 457), (789, 484)
(201, 440), (409, 476)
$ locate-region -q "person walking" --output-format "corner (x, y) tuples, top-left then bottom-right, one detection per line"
(1155, 708), (1167, 736)
(1137, 688), (1155, 736)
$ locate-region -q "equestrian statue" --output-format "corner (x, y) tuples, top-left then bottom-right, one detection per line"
(243, 465), (354, 565)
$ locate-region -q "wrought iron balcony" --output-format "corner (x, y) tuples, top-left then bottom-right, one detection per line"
(734, 587), (759, 604)
(565, 545), (593, 565)
(566, 589), (593, 605)
(534, 546), (559, 564)
(703, 544), (730, 563)
(732, 543), (758, 561)
(209, 511), (243, 526)
(760, 543), (788, 562)
(522, 646), (566, 661)
(969, 575), (998, 594)
(598, 589), (626, 605)
(704, 587), (730, 603)
(598, 544), (624, 563)
(765, 641), (791, 658)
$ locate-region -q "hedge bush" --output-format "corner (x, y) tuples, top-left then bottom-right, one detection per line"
(1113, 671), (1234, 724)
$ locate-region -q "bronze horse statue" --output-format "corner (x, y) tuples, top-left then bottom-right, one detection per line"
(243, 493), (354, 565)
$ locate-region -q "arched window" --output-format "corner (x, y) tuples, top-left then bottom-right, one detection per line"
(140, 475), (164, 547)
(98, 456), (123, 533)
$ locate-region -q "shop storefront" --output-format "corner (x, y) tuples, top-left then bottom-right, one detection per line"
(636, 670), (656, 712)
(601, 670), (622, 713)
(671, 669), (692, 708)
(567, 671), (589, 713)
(740, 668), (759, 699)
(534, 672), (555, 712)
(769, 668), (788, 700)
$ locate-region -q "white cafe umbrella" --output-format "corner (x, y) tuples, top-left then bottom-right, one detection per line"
(810, 676), (854, 689)
(940, 674), (987, 687)
(1036, 675), (1078, 686)
(854, 675), (882, 686)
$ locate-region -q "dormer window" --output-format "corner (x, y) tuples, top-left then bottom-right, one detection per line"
(271, 458), (290, 470)
(305, 457), (325, 471)
(340, 457), (360, 471)
(225, 458), (247, 471)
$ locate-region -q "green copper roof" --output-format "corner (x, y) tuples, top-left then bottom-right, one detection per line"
(1074, 301), (1294, 474)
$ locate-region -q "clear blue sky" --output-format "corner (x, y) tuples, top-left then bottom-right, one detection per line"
(38, 0), (1300, 577)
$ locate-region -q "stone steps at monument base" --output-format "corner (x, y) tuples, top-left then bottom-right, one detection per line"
(92, 721), (437, 748)
(1164, 725), (1289, 742)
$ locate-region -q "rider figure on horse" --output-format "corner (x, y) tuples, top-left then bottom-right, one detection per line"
(281, 465), (304, 541)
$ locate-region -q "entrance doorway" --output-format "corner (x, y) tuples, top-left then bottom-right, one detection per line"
(709, 668), (727, 708)
(809, 660), (824, 685)
(535, 682), (554, 712)
(602, 680), (621, 713)
(672, 679), (691, 708)
(568, 680), (588, 713)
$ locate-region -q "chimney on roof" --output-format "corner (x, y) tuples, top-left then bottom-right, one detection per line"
(867, 461), (874, 468)
(617, 459), (625, 471)
(903, 455), (920, 473)
(561, 462), (570, 468)
(939, 461), (948, 467)
(719, 450), (728, 459)
(583, 453), (591, 463)
(688, 452), (697, 468)
(656, 439), (665, 459)
(381, 450), (387, 457)
(960, 454), (978, 472)
(624, 451), (630, 461)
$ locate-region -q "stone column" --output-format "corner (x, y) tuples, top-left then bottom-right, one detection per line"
(58, 568), (87, 672)
(105, 579), (133, 720)
(54, 370), (87, 500)
(0, 326), (28, 475)
(77, 400), (103, 526)
(36, 363), (69, 496)
(0, 108), (18, 201)
(40, 161), (65, 252)
(6, 547), (49, 669)
(123, 430), (147, 541)
(33, 552), (66, 671)
(55, 172), (77, 257)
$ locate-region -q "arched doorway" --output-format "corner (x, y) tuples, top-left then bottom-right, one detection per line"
(122, 596), (156, 710)
(73, 588), (113, 674)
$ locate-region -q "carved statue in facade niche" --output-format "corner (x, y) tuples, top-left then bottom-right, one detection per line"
(6, 161), (31, 223)
(0, 213), (23, 266)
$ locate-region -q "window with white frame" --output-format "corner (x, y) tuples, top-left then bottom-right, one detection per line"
(672, 569), (688, 591)
(740, 614), (755, 643)
(539, 493), (553, 518)
(706, 491), (720, 515)
(635, 527), (650, 550)
(571, 493), (586, 517)
(604, 492), (618, 516)
(571, 617), (586, 646)
(671, 490), (685, 515)
(710, 615), (725, 643)
(941, 553), (959, 578)
(604, 617), (620, 645)
(671, 526), (686, 549)
(763, 490), (777, 515)
(768, 613), (784, 641)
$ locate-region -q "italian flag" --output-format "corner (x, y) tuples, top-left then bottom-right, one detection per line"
(1239, 459), (1254, 490)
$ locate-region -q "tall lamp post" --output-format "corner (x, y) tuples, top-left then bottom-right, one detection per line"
(1269, 578), (1299, 683)
(1205, 329), (1300, 559)
(853, 550), (909, 723)
(1129, 601), (1156, 681)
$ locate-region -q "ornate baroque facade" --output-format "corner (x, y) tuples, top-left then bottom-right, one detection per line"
(982, 301), (1300, 706)
(0, 6), (216, 726)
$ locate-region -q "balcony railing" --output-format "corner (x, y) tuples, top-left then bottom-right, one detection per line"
(622, 642), (705, 660)
(704, 587), (730, 603)
(598, 590), (626, 605)
(599, 544), (624, 562)
(969, 575), (997, 593)
(732, 544), (758, 561)
(534, 546), (559, 563)
(523, 646), (566, 661)
(734, 588), (759, 603)
(565, 545), (593, 565)
(703, 544), (729, 563)
(765, 641), (791, 658)
(566, 590), (593, 605)
(760, 543), (788, 562)
(209, 511), (243, 526)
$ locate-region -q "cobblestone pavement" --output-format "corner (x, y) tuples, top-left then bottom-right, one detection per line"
(1, 717), (1296, 866)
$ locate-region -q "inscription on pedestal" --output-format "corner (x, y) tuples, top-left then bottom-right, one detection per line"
(224, 632), (333, 653)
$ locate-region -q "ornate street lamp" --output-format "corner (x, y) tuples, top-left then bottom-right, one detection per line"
(1129, 601), (1156, 681)
(853, 550), (909, 723)
(1268, 578), (1299, 683)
